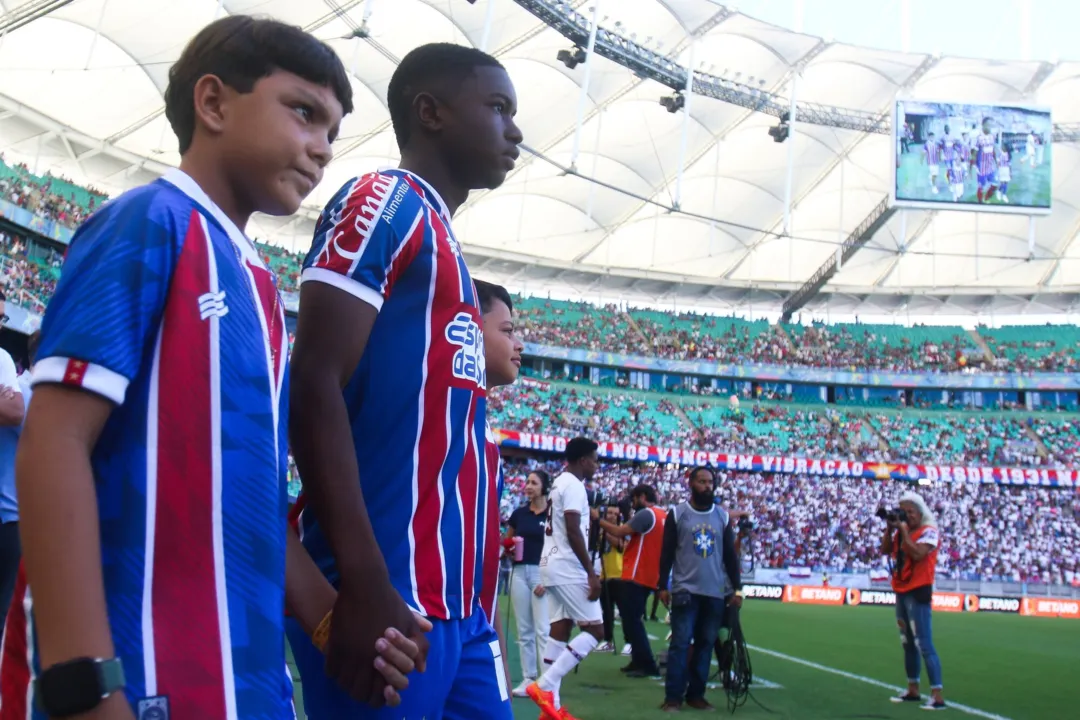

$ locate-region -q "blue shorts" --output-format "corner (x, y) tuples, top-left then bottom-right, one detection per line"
(978, 171), (996, 186)
(287, 609), (513, 720)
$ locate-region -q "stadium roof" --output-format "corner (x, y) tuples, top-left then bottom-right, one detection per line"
(3, 0), (1080, 319)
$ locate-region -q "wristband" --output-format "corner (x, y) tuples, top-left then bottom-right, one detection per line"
(735, 589), (744, 598)
(311, 610), (333, 653)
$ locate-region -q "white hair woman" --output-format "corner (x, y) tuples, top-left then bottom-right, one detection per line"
(880, 490), (946, 711)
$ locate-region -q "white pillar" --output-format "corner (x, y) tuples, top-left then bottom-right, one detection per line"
(782, 75), (799, 236)
(86, 0), (110, 70)
(1028, 214), (1036, 255)
(584, 109), (603, 225)
(836, 158), (845, 270)
(673, 41), (696, 210)
(569, 1), (601, 171)
(480, 0), (496, 52)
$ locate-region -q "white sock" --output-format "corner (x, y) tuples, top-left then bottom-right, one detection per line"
(538, 639), (567, 706)
(539, 633), (599, 706)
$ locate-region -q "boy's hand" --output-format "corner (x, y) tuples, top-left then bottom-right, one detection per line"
(372, 617), (433, 707)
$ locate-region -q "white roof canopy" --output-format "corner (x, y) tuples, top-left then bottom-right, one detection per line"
(3, 0), (1080, 318)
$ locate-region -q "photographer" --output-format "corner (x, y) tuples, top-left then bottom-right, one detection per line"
(880, 492), (946, 711)
(592, 484), (667, 678)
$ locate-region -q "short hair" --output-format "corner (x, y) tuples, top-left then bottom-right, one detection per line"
(26, 330), (41, 364)
(475, 279), (513, 315)
(630, 484), (658, 504)
(387, 43), (503, 150)
(165, 15), (353, 155)
(688, 466), (714, 483)
(565, 437), (598, 463)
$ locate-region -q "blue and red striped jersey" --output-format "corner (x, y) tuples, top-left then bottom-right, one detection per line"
(296, 169), (500, 621)
(14, 169), (292, 719)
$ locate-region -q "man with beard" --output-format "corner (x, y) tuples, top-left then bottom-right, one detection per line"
(656, 467), (743, 712)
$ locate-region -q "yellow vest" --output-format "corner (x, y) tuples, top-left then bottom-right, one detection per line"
(602, 547), (624, 581)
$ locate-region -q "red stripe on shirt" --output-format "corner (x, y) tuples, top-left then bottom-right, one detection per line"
(152, 212), (227, 716)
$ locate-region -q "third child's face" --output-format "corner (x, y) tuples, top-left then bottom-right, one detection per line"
(482, 299), (522, 388)
(226, 70), (344, 217)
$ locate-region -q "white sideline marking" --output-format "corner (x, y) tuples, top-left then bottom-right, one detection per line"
(748, 645), (1012, 720)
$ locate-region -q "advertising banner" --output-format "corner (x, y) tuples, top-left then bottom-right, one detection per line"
(1020, 597), (1080, 619)
(964, 595), (1021, 614)
(492, 429), (1078, 487)
(842, 589), (964, 611)
(783, 585), (846, 606)
(741, 583), (785, 602)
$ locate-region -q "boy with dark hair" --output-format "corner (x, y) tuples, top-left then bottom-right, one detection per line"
(2, 16), (419, 720)
(288, 41), (523, 719)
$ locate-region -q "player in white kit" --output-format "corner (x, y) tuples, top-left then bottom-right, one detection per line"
(528, 438), (606, 720)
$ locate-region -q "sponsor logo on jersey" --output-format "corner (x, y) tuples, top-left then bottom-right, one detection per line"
(445, 312), (486, 389)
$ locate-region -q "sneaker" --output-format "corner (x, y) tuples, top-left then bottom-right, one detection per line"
(554, 707), (580, 720)
(513, 678), (536, 698)
(626, 667), (662, 680)
(620, 662), (641, 673)
(596, 641), (615, 653)
(526, 683), (560, 720)
(922, 698), (947, 711)
(621, 643), (632, 656)
(686, 698), (714, 710)
(660, 700), (682, 712)
(890, 692), (922, 703)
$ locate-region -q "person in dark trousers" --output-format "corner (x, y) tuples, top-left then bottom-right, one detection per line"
(594, 484), (667, 678)
(657, 467), (743, 712)
(598, 504), (627, 653)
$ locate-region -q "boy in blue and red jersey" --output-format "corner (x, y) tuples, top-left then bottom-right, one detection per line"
(2, 16), (420, 720)
(287, 43), (524, 719)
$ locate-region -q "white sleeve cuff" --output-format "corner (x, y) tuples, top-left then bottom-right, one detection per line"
(300, 267), (385, 312)
(32, 356), (129, 405)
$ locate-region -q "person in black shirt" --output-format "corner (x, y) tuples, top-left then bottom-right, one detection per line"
(506, 470), (551, 696)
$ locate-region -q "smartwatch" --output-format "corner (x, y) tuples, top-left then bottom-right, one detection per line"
(35, 657), (125, 718)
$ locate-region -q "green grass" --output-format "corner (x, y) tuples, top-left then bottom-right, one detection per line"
(288, 598), (1078, 719)
(896, 146), (1051, 208)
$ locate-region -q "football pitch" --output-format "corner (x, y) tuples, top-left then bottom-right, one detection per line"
(895, 148), (1052, 208)
(287, 598), (1077, 719)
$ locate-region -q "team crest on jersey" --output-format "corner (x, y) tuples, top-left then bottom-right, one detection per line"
(692, 524), (716, 558)
(445, 312), (486, 388)
(136, 696), (169, 720)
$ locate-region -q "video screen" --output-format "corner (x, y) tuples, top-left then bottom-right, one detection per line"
(893, 100), (1051, 214)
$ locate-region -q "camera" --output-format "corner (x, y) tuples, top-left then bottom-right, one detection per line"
(737, 516), (755, 533)
(587, 488), (609, 510)
(876, 506), (906, 524)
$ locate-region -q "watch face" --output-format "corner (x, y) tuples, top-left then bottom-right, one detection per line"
(38, 659), (104, 717)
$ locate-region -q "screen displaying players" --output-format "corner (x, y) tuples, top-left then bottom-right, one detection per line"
(893, 100), (1051, 214)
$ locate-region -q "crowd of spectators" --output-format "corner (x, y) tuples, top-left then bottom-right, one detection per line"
(3, 157), (1078, 588)
(498, 457), (1080, 585)
(1, 157), (105, 230)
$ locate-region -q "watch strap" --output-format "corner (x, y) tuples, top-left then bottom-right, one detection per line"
(98, 657), (126, 696)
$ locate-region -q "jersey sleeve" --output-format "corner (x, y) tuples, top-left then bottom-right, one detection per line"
(31, 195), (179, 405)
(563, 480), (588, 517)
(0, 350), (18, 388)
(300, 174), (425, 312)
